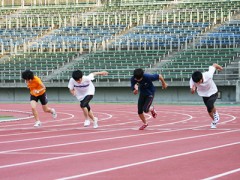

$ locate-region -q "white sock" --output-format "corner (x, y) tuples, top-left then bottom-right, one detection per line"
(213, 112), (220, 122)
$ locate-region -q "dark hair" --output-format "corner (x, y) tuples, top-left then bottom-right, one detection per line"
(22, 69), (34, 80)
(133, 68), (144, 80)
(192, 71), (203, 83)
(72, 70), (83, 81)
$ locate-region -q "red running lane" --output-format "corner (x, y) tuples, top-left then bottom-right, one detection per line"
(0, 103), (239, 180)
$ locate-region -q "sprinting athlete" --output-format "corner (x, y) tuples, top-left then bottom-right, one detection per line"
(68, 70), (108, 128)
(22, 69), (57, 127)
(190, 63), (223, 128)
(131, 68), (168, 130)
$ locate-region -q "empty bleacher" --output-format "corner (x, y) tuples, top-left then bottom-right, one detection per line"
(48, 49), (168, 82)
(0, 52), (77, 83)
(0, 0), (239, 85)
(196, 20), (240, 48)
(157, 48), (239, 82)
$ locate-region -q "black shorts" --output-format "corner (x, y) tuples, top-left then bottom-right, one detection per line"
(202, 92), (218, 113)
(138, 93), (154, 114)
(80, 95), (93, 111)
(30, 92), (48, 105)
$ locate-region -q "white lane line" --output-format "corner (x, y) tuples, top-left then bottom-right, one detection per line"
(0, 109), (33, 122)
(0, 112), (112, 131)
(0, 128), (132, 144)
(202, 168), (240, 180)
(57, 142), (240, 180)
(0, 112), (112, 137)
(3, 152), (81, 155)
(0, 108), (190, 130)
(0, 111), (188, 142)
(0, 129), (239, 169)
(0, 112), (75, 129)
(0, 129), (183, 154)
(0, 113), (235, 154)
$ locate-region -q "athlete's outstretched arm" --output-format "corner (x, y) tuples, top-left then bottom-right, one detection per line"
(92, 71), (109, 76)
(159, 74), (168, 89)
(213, 63), (223, 71)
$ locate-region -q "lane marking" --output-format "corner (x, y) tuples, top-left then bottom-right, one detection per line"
(0, 128), (133, 144)
(0, 111), (188, 140)
(0, 112), (112, 136)
(202, 168), (240, 180)
(0, 113), (236, 153)
(0, 129), (239, 169)
(0, 112), (75, 128)
(0, 110), (190, 135)
(0, 109), (33, 122)
(57, 142), (240, 180)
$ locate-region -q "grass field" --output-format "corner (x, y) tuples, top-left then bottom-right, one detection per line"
(0, 116), (14, 121)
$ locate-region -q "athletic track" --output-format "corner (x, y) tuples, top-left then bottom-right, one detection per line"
(0, 103), (239, 180)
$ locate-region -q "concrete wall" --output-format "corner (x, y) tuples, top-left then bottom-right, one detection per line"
(0, 86), (237, 103)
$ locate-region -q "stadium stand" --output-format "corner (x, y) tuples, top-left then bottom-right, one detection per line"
(158, 47), (239, 81)
(0, 0), (239, 102)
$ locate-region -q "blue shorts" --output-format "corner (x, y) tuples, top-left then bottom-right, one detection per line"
(138, 93), (154, 114)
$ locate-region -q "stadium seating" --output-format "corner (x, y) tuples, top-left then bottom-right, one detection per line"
(196, 20), (240, 48)
(0, 52), (77, 83)
(48, 49), (168, 82)
(158, 48), (239, 81)
(0, 0), (239, 84)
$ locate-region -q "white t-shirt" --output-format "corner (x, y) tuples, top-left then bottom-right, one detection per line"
(68, 73), (95, 101)
(189, 66), (218, 97)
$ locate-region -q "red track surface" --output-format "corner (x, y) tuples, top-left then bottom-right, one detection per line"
(0, 103), (239, 180)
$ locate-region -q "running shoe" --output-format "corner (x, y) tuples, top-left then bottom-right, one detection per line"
(52, 108), (57, 119)
(93, 117), (98, 129)
(211, 112), (220, 129)
(211, 122), (217, 129)
(34, 121), (41, 127)
(139, 124), (148, 130)
(84, 119), (90, 127)
(150, 106), (157, 118)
